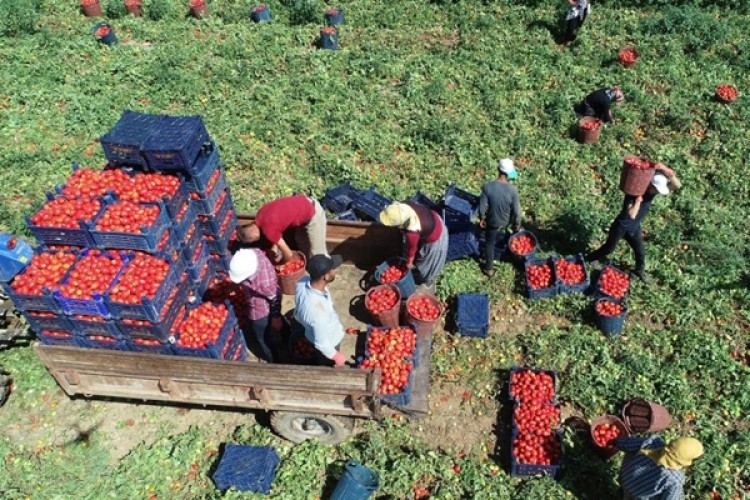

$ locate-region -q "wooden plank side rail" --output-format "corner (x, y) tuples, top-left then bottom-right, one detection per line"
(237, 215), (402, 268)
(35, 345), (380, 418)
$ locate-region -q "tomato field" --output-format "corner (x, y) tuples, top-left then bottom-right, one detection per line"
(1, 0), (749, 498)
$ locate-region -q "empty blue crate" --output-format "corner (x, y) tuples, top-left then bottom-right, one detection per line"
(524, 257), (560, 300)
(89, 200), (172, 253)
(321, 181), (359, 214)
(351, 188), (392, 222)
(142, 115), (210, 170)
(179, 142), (220, 191)
(456, 293), (489, 338)
(408, 190), (440, 211)
(447, 231), (480, 262)
(100, 110), (163, 167)
(441, 207), (473, 233)
(335, 210), (359, 222)
(444, 183), (479, 218)
(213, 445), (280, 494)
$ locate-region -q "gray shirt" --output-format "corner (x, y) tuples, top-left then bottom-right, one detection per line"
(478, 180), (522, 230)
(294, 276), (345, 359)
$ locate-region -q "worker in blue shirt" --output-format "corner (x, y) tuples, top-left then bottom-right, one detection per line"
(615, 435), (704, 500)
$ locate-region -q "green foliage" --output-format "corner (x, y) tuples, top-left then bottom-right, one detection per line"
(641, 6), (730, 53)
(0, 0), (40, 37)
(287, 0), (320, 26)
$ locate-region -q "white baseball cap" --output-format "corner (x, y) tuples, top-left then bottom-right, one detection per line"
(229, 249), (258, 283)
(498, 158), (518, 179)
(651, 173), (670, 195)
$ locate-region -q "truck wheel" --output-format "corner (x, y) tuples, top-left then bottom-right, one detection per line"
(270, 411), (354, 446)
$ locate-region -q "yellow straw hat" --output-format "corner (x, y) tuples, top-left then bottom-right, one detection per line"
(642, 437), (704, 470)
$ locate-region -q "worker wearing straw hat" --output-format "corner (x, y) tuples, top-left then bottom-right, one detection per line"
(379, 201), (449, 290)
(586, 165), (682, 284)
(575, 87), (624, 123)
(615, 435), (704, 499)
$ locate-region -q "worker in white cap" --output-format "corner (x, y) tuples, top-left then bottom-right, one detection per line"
(478, 158), (523, 278)
(229, 248), (282, 362)
(615, 435), (704, 499)
(587, 164), (682, 284)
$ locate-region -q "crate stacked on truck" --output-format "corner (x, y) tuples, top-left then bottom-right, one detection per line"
(3, 111), (246, 360)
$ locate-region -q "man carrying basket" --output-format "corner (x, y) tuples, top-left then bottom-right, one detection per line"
(586, 164), (681, 284)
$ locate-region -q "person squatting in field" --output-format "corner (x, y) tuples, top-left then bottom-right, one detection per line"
(575, 87), (624, 123)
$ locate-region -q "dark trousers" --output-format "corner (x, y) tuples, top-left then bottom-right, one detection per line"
(587, 222), (646, 272)
(247, 316), (273, 362)
(564, 15), (585, 42)
(484, 228), (504, 271)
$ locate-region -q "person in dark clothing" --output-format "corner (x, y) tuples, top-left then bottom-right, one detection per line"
(379, 201), (449, 288)
(564, 0), (590, 43)
(478, 159), (523, 278)
(586, 164), (681, 283)
(575, 87), (624, 123)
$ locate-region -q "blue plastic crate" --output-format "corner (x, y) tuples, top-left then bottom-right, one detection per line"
(351, 188), (392, 222)
(408, 190), (440, 211)
(71, 317), (124, 339)
(556, 254), (590, 294)
(510, 400), (562, 436)
(104, 253), (186, 321)
(444, 183), (479, 218)
(524, 257), (560, 300)
(446, 230), (480, 262)
(592, 264), (631, 300)
(116, 277), (188, 342)
(35, 330), (81, 346)
(335, 209), (359, 222)
(203, 213), (237, 255)
(127, 338), (175, 355)
(162, 181), (190, 222)
(78, 333), (130, 351)
(509, 429), (562, 479)
(3, 282), (62, 314)
(373, 258), (417, 300)
(142, 115), (210, 170)
(508, 366), (558, 403)
(179, 142), (220, 191)
(381, 367), (414, 407)
(212, 444), (280, 494)
(193, 258), (219, 299)
(199, 191), (233, 235)
(441, 207), (473, 233)
(89, 199), (172, 253)
(172, 301), (239, 359)
(52, 249), (129, 317)
(22, 311), (74, 334)
(180, 221), (202, 263)
(209, 253), (232, 273)
(25, 192), (99, 248)
(225, 328), (249, 361)
(456, 293), (489, 338)
(190, 174), (229, 216)
(186, 242), (210, 280)
(171, 198), (197, 241)
(100, 111), (163, 167)
(321, 181), (359, 214)
(477, 229), (509, 262)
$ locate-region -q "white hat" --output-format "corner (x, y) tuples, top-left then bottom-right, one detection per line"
(651, 173), (670, 195)
(498, 158), (518, 179)
(229, 249), (258, 283)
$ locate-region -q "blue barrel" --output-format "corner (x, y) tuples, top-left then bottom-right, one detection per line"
(595, 298), (627, 336)
(330, 461), (379, 500)
(373, 258), (416, 299)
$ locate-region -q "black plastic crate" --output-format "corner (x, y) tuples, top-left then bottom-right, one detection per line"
(100, 110), (163, 167)
(172, 302), (239, 359)
(509, 429), (562, 479)
(179, 142), (220, 191)
(212, 445), (280, 494)
(104, 253), (186, 322)
(351, 188), (392, 222)
(524, 257), (560, 300)
(441, 207), (473, 233)
(335, 209), (359, 222)
(444, 183), (479, 218)
(456, 293), (489, 338)
(321, 181), (359, 214)
(408, 190), (440, 211)
(593, 264), (631, 300)
(89, 200), (172, 253)
(446, 230), (480, 262)
(142, 115), (210, 170)
(115, 276), (189, 342)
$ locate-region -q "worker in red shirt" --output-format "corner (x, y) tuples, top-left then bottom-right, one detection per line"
(379, 201), (449, 289)
(237, 194), (327, 263)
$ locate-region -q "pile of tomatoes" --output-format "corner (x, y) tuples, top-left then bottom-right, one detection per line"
(30, 197), (102, 229)
(618, 48), (638, 64)
(10, 251), (76, 295)
(109, 252), (171, 304)
(366, 286), (399, 314)
(276, 256), (305, 276)
(716, 84), (738, 102)
(526, 262), (555, 290)
(509, 234), (535, 256)
(175, 302), (229, 349)
(512, 433), (562, 466)
(95, 201), (160, 233)
(510, 368), (561, 467)
(624, 155), (652, 170)
(580, 118), (601, 130)
(205, 273), (250, 329)
(592, 423), (623, 449)
(555, 259), (586, 285)
(58, 250), (125, 299)
(379, 264), (408, 284)
(514, 403), (561, 435)
(359, 327), (416, 395)
(510, 369), (556, 404)
(598, 266), (630, 298)
(596, 299), (625, 317)
(407, 295), (441, 321)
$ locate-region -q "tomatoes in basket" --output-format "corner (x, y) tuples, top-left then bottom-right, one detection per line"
(510, 369), (555, 404)
(407, 296), (441, 321)
(598, 267), (629, 299)
(11, 251), (76, 296)
(555, 259), (586, 285)
(509, 234), (535, 256)
(593, 423), (623, 449)
(596, 300), (625, 317)
(512, 433), (561, 466)
(276, 256), (305, 276)
(175, 302), (229, 349)
(366, 286), (399, 314)
(379, 264), (407, 284)
(526, 262), (554, 290)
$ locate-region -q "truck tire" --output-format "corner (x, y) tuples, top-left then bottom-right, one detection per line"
(270, 411), (354, 446)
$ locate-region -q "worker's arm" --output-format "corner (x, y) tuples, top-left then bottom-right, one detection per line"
(276, 238), (294, 263)
(511, 189), (523, 231)
(614, 435), (665, 453)
(478, 189), (488, 228)
(627, 196), (642, 220)
(668, 174), (682, 191)
(403, 232), (419, 268)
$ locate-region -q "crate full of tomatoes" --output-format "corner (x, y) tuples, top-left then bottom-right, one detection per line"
(524, 257), (559, 300)
(359, 326), (418, 406)
(554, 254), (589, 294)
(171, 301), (246, 360)
(594, 264), (630, 299)
(509, 367), (562, 478)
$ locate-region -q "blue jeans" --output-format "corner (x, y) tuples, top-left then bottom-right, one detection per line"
(246, 316), (274, 362)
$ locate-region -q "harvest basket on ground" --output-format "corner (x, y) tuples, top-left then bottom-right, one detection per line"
(621, 397), (672, 434)
(590, 415), (631, 459)
(578, 117), (602, 144)
(555, 254), (590, 294)
(594, 297), (628, 337)
(404, 290), (443, 337)
(507, 230), (538, 263)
